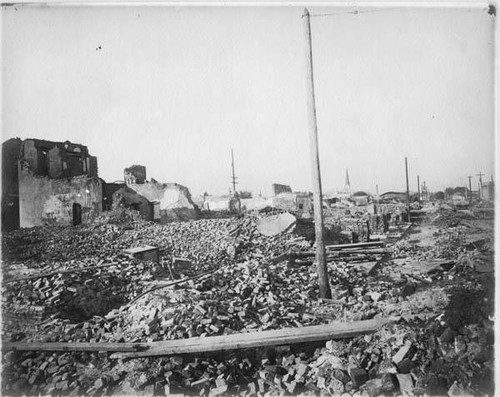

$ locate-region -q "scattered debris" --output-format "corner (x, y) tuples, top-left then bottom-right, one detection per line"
(1, 202), (494, 396)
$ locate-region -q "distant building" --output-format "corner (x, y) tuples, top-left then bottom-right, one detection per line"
(433, 191), (445, 201)
(344, 169), (351, 194)
(380, 191), (407, 203)
(452, 192), (468, 207)
(336, 169), (352, 199)
(2, 138), (102, 231)
(272, 183), (292, 196)
(272, 192), (313, 218)
(202, 195), (241, 213)
(241, 197), (273, 212)
(482, 180), (495, 201)
(325, 169), (352, 202)
(350, 191), (370, 206)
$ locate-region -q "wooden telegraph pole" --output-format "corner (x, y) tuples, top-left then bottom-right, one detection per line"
(417, 175), (421, 203)
(230, 149), (238, 195)
(467, 175), (473, 202)
(477, 172), (484, 200)
(302, 8), (332, 299)
(405, 157), (411, 222)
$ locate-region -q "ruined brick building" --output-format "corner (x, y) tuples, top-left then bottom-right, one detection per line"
(2, 138), (102, 231)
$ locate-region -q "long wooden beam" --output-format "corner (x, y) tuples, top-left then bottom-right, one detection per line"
(294, 249), (387, 258)
(3, 260), (115, 284)
(2, 341), (143, 353)
(326, 241), (385, 250)
(110, 318), (395, 359)
(328, 249), (387, 255)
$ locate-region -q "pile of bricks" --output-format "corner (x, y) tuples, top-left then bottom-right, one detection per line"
(1, 206), (495, 396)
(2, 255), (161, 331)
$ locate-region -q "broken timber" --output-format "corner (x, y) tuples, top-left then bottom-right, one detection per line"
(2, 341), (142, 353)
(4, 260), (116, 283)
(326, 241), (385, 250)
(328, 249), (387, 255)
(386, 222), (414, 245)
(110, 318), (395, 359)
(122, 245), (160, 264)
(268, 239), (388, 265)
(293, 249), (387, 258)
(127, 270), (214, 306)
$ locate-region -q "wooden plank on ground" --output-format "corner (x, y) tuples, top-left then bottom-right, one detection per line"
(351, 261), (379, 274)
(326, 241), (385, 250)
(399, 222), (414, 239)
(2, 341), (143, 353)
(368, 252), (392, 276)
(268, 253), (291, 265)
(329, 249), (387, 255)
(110, 318), (395, 359)
(295, 249), (387, 257)
(3, 260), (117, 283)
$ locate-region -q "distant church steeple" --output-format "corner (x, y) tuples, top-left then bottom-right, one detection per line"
(344, 169), (351, 193)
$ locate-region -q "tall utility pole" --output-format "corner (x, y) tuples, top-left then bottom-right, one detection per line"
(230, 149), (238, 195)
(477, 172), (484, 199)
(467, 175), (473, 201)
(405, 157), (411, 222)
(302, 8), (331, 299)
(417, 175), (421, 203)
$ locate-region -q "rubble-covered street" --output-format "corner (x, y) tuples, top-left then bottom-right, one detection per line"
(2, 4), (497, 397)
(1, 202), (495, 396)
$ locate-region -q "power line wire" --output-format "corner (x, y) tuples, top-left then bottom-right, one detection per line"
(310, 8), (400, 18)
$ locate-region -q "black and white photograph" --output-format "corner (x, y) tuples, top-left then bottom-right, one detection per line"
(0, 2), (497, 396)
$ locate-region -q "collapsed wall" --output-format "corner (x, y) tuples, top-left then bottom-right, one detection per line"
(113, 180), (198, 223)
(155, 183), (198, 222)
(124, 165), (146, 185)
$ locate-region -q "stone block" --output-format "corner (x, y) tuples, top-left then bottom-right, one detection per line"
(397, 359), (417, 374)
(439, 327), (458, 344)
(333, 369), (350, 384)
(447, 381), (472, 396)
(396, 373), (415, 395)
(392, 343), (414, 366)
(401, 283), (416, 298)
(123, 246), (160, 264)
(348, 367), (368, 387)
(365, 374), (396, 397)
(94, 378), (105, 390)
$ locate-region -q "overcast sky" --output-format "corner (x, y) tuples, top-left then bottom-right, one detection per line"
(1, 4), (496, 196)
